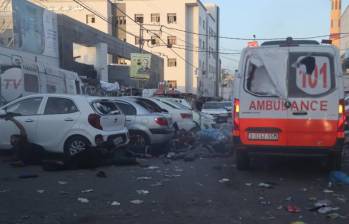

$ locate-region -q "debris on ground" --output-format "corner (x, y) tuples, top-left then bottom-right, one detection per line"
(218, 178), (230, 183)
(317, 206), (340, 214)
(111, 201), (121, 206)
(258, 182), (274, 189)
(329, 171), (349, 185)
(96, 171), (107, 178)
(77, 197), (89, 203)
(326, 213), (347, 220)
(36, 190), (45, 194)
(81, 189), (94, 193)
(130, 199), (144, 205)
(136, 190), (150, 195)
(58, 181), (68, 185)
(137, 176), (152, 181)
(287, 205), (301, 213)
(18, 174), (39, 179)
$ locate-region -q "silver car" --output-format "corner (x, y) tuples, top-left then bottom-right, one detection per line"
(111, 97), (174, 150)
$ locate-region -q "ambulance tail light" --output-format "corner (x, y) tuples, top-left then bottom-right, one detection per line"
(337, 99), (346, 138)
(233, 98), (240, 136)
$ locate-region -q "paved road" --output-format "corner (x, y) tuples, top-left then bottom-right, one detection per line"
(0, 150), (348, 224)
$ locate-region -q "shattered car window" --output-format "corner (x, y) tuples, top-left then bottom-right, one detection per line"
(245, 61), (278, 96)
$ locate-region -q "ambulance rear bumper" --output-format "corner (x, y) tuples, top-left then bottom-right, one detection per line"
(233, 137), (344, 157)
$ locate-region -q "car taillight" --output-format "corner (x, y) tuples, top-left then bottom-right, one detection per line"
(233, 98), (240, 136)
(88, 114), (103, 130)
(155, 117), (169, 126)
(337, 99), (345, 138)
(181, 113), (193, 119)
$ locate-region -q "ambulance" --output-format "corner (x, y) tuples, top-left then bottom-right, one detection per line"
(233, 38), (345, 170)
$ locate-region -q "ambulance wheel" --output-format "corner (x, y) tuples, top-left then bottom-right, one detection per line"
(236, 149), (250, 170)
(328, 151), (343, 171)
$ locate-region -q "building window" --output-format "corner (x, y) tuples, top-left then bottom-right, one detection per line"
(168, 58), (177, 67)
(151, 13), (160, 23)
(167, 36), (176, 46)
(117, 16), (126, 25)
(135, 14), (144, 23)
(331, 19), (333, 28)
(151, 35), (160, 46)
(203, 20), (205, 29)
(135, 36), (140, 45)
(167, 13), (177, 24)
(86, 14), (95, 24)
(338, 20), (341, 28)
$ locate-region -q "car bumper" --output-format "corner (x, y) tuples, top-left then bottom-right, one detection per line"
(149, 128), (174, 144)
(234, 137), (344, 156)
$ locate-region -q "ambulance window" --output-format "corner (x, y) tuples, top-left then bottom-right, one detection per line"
(245, 62), (277, 96)
(288, 54), (335, 98)
(24, 74), (39, 93)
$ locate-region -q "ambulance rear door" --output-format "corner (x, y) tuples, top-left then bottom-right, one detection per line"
(286, 47), (338, 147)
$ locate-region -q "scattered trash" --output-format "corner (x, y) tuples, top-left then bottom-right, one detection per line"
(314, 200), (332, 208)
(318, 206), (340, 214)
(96, 171), (107, 178)
(245, 183), (253, 187)
(285, 196), (293, 201)
(81, 189), (94, 193)
(146, 166), (159, 170)
(130, 199), (144, 205)
(218, 178), (230, 183)
(137, 177), (152, 181)
(258, 182), (274, 189)
(150, 182), (163, 187)
(58, 181), (68, 185)
(18, 174), (39, 179)
(329, 171), (349, 185)
(323, 189), (334, 194)
(287, 205), (301, 213)
(136, 190), (150, 195)
(59, 191), (69, 195)
(277, 205), (284, 210)
(174, 168), (184, 172)
(326, 213), (347, 220)
(37, 190), (45, 194)
(77, 197), (89, 203)
(290, 221), (306, 224)
(111, 201), (121, 206)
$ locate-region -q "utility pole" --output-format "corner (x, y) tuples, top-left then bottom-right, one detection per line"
(138, 23), (144, 90)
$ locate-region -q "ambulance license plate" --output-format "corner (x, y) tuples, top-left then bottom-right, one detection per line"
(248, 133), (279, 141)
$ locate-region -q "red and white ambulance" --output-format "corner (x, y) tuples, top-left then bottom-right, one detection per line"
(233, 38), (345, 170)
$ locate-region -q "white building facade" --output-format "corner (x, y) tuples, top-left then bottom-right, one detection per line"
(117, 0), (220, 96)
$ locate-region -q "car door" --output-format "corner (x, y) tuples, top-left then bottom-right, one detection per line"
(0, 96), (43, 149)
(114, 101), (137, 127)
(286, 50), (338, 147)
(239, 48), (289, 146)
(36, 97), (80, 152)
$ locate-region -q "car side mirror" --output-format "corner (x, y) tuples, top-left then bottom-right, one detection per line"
(299, 56), (316, 75)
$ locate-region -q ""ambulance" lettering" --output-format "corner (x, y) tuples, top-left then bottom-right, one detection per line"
(249, 100), (328, 112)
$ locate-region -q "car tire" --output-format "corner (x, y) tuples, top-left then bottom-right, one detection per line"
(328, 151), (343, 171)
(129, 131), (151, 153)
(64, 136), (91, 161)
(236, 149), (250, 171)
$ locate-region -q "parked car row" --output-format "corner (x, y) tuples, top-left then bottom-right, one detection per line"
(0, 94), (229, 160)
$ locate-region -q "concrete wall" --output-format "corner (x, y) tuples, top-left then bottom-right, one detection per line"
(57, 14), (163, 87)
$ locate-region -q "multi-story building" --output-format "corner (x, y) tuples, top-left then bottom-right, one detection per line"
(331, 0), (341, 49)
(32, 0), (220, 96)
(116, 0), (220, 96)
(341, 4), (349, 56)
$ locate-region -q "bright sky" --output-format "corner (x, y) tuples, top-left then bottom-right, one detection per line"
(202, 0), (349, 71)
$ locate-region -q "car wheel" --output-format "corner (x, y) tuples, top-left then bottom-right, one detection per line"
(129, 131), (150, 153)
(236, 149), (250, 171)
(64, 136), (91, 159)
(328, 151), (343, 171)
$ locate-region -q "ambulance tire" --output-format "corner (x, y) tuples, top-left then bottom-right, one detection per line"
(236, 149), (250, 170)
(328, 151), (343, 171)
